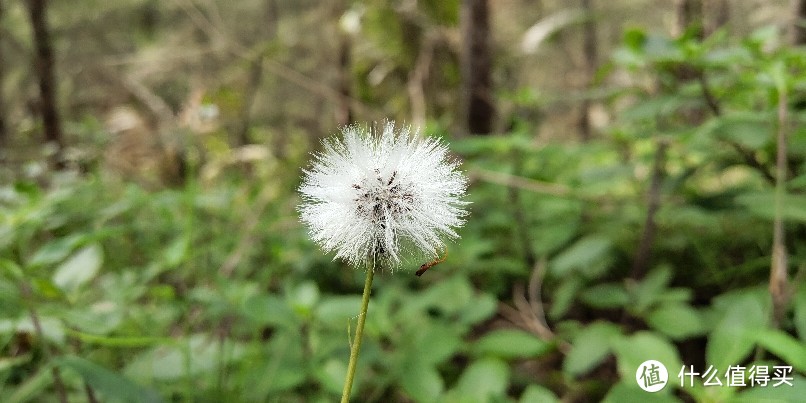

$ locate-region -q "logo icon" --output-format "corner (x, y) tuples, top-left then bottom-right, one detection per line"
(636, 360), (668, 392)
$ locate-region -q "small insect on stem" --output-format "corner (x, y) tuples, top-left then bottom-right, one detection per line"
(415, 249), (448, 277)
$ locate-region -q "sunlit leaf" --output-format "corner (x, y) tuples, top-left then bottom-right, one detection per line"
(474, 329), (553, 359)
(53, 243), (103, 293)
(564, 321), (622, 377)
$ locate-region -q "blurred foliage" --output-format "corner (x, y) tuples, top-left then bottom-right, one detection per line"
(1, 1), (806, 402)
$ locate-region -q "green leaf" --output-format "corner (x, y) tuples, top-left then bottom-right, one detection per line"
(520, 384), (559, 403)
(399, 363), (444, 402)
(622, 95), (687, 122)
(28, 234), (86, 268)
(580, 283), (630, 309)
(161, 236), (189, 267)
(0, 259), (23, 280)
(314, 295), (363, 328)
(549, 276), (583, 319)
(55, 355), (162, 403)
(795, 289), (806, 343)
(602, 382), (683, 403)
(631, 266), (672, 315)
(52, 243), (103, 293)
(404, 324), (463, 366)
(457, 292), (498, 326)
(729, 374), (806, 403)
(707, 295), (767, 371)
(288, 281), (320, 318)
(647, 303), (705, 340)
(753, 329), (806, 372)
(125, 334), (244, 381)
(241, 294), (297, 329)
(5, 365), (52, 403)
(564, 321), (622, 377)
(735, 192), (806, 223)
(550, 236), (611, 278)
(474, 329), (553, 359)
(612, 331), (682, 386)
(454, 358), (510, 399)
(314, 358), (346, 395)
(712, 113), (772, 149)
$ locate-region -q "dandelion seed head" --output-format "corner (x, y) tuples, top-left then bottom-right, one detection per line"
(298, 121), (469, 270)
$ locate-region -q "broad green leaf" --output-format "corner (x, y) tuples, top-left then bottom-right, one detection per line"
(247, 330), (305, 397)
(550, 236), (611, 278)
(55, 355), (162, 403)
(612, 331), (682, 387)
(288, 281), (320, 318)
(62, 302), (123, 334)
(622, 95), (687, 122)
(647, 303), (705, 340)
(241, 294), (297, 329)
(412, 324), (463, 366)
(0, 316), (65, 345)
(602, 382), (683, 403)
(53, 243), (103, 293)
(0, 259), (23, 280)
(0, 353), (31, 373)
(795, 289), (806, 343)
(457, 292), (498, 326)
(28, 234), (86, 268)
(124, 334), (243, 381)
(520, 384), (559, 403)
(5, 365), (52, 403)
(729, 374), (806, 403)
(399, 363), (443, 402)
(161, 236), (189, 267)
(735, 192), (806, 223)
(315, 358), (346, 395)
(474, 329), (553, 359)
(712, 113), (772, 149)
(753, 329), (806, 372)
(631, 266), (672, 315)
(549, 276), (583, 319)
(707, 295), (767, 371)
(580, 283), (629, 309)
(314, 295), (363, 328)
(454, 358), (510, 399)
(564, 321), (622, 377)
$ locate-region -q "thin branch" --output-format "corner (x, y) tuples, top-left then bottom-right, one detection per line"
(699, 71), (776, 183)
(770, 85), (790, 327)
(470, 168), (572, 197)
(698, 73), (721, 116)
(218, 184), (278, 277)
(630, 140), (668, 280)
(20, 282), (68, 403)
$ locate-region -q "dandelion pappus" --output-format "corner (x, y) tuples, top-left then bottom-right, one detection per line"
(415, 249), (448, 277)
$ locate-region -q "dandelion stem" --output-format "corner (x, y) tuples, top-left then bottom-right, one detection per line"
(340, 268), (374, 403)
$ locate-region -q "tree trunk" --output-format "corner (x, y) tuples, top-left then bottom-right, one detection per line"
(27, 0), (63, 167)
(460, 0), (494, 135)
(579, 0), (597, 141)
(0, 0), (7, 147)
(794, 0), (806, 44)
(704, 0), (729, 37)
(236, 0), (278, 146)
(674, 0), (703, 38)
(335, 33), (352, 127)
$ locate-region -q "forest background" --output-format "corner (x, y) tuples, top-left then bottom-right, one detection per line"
(1, 0), (805, 402)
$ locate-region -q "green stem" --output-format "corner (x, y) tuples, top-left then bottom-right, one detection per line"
(340, 268), (374, 403)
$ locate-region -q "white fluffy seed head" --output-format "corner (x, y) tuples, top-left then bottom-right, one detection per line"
(298, 121), (469, 270)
